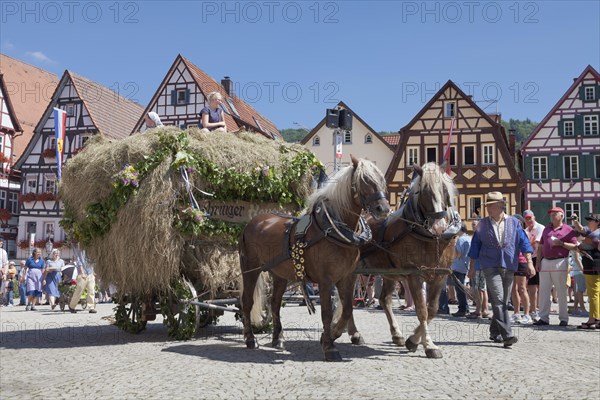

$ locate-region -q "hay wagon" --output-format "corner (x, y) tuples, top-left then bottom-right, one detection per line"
(59, 128), (322, 340)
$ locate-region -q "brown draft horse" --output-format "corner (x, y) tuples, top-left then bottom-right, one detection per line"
(357, 162), (461, 358)
(239, 155), (390, 361)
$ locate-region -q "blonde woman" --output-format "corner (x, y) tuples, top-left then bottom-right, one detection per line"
(43, 249), (64, 310)
(199, 92), (226, 133)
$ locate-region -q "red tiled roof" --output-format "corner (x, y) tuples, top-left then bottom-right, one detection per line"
(382, 134), (401, 146)
(0, 54), (59, 158)
(67, 71), (145, 140)
(180, 55), (280, 139)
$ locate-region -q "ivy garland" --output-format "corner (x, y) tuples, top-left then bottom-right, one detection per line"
(61, 131), (323, 246)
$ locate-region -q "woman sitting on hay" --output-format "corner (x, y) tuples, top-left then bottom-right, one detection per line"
(199, 92), (227, 133)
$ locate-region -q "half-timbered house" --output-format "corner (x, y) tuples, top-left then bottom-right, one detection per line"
(301, 101), (396, 174)
(521, 65), (600, 225)
(14, 70), (144, 259)
(0, 73), (23, 256)
(386, 80), (521, 221)
(132, 54), (280, 139)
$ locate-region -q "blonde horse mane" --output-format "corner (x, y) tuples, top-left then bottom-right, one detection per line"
(413, 162), (457, 208)
(307, 158), (387, 220)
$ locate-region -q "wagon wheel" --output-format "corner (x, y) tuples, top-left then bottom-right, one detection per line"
(159, 277), (198, 340)
(114, 296), (147, 334)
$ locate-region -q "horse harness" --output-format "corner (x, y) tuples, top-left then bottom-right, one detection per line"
(261, 200), (373, 276)
(359, 186), (462, 280)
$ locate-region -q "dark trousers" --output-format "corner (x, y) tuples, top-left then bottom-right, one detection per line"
(483, 267), (515, 339)
(453, 272), (469, 313)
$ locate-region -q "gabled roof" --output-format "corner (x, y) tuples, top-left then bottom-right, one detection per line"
(66, 71), (145, 140)
(15, 70), (144, 168)
(300, 101), (395, 151)
(133, 54), (280, 139)
(0, 54), (59, 158)
(382, 134), (401, 146)
(180, 55), (280, 139)
(0, 73), (23, 134)
(520, 65), (600, 152)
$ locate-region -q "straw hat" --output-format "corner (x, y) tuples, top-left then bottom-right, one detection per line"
(484, 191), (505, 205)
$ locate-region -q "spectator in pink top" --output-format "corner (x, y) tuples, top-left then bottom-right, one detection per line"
(533, 207), (579, 326)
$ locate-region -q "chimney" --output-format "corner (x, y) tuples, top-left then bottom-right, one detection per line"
(221, 76), (233, 96)
(508, 129), (516, 162)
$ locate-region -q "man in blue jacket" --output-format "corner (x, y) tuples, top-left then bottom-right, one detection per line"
(468, 192), (535, 348)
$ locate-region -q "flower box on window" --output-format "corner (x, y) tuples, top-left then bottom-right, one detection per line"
(37, 192), (57, 202)
(19, 193), (37, 203)
(42, 148), (57, 158)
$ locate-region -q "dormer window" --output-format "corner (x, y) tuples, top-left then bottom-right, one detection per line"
(313, 136), (320, 146)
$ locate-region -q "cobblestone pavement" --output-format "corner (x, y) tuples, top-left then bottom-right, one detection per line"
(1, 301), (599, 399)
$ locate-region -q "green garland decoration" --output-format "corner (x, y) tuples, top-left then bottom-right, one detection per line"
(61, 130), (323, 246)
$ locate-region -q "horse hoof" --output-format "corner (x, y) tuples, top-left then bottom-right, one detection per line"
(245, 339), (259, 349)
(272, 339), (285, 350)
(425, 349), (443, 359)
(392, 336), (406, 346)
(405, 338), (418, 352)
(351, 335), (365, 345)
(324, 349), (342, 362)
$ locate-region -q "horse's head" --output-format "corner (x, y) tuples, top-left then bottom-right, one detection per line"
(351, 155), (390, 220)
(411, 162), (457, 236)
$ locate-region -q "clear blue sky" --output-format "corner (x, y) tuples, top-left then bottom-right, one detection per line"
(1, 0), (599, 132)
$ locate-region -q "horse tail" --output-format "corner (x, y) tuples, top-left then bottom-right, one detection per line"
(238, 231), (268, 328)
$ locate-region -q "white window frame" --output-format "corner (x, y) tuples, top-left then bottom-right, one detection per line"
(312, 136), (320, 146)
(463, 145), (476, 165)
(448, 146), (457, 166)
(585, 86), (595, 101)
(584, 115), (599, 135)
(532, 156), (548, 180)
(0, 136), (4, 153)
(563, 155), (579, 179)
(407, 147), (419, 167)
(65, 104), (75, 116)
(0, 191), (6, 209)
(45, 178), (56, 194)
(563, 120), (574, 136)
(176, 89), (187, 105)
(468, 196), (482, 219)
(482, 144), (495, 165)
(425, 146), (438, 163)
(444, 101), (456, 118)
(8, 192), (18, 214)
(26, 177), (37, 192)
(343, 131), (352, 144)
(364, 134), (373, 144)
(44, 222), (55, 240)
(564, 202), (581, 219)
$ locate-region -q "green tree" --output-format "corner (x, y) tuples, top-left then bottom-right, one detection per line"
(279, 128), (309, 143)
(501, 118), (538, 150)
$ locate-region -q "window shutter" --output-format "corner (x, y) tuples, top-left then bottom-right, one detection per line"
(584, 154), (595, 178)
(574, 114), (583, 135)
(171, 90), (177, 105)
(581, 202), (590, 219)
(578, 86), (586, 100)
(524, 156), (533, 179)
(548, 156), (559, 179)
(185, 89), (191, 104)
(596, 85), (600, 100)
(557, 119), (564, 136)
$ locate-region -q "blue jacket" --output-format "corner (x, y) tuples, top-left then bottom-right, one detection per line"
(468, 216), (533, 271)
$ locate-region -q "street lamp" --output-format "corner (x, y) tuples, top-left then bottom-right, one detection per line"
(45, 238), (53, 258)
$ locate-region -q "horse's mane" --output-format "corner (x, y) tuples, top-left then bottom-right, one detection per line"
(414, 162), (458, 208)
(307, 159), (386, 219)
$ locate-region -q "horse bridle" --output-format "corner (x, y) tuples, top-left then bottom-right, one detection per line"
(357, 190), (387, 214)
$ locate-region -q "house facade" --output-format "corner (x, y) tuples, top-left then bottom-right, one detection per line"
(132, 54), (280, 139)
(386, 80), (521, 220)
(14, 70), (144, 260)
(0, 73), (23, 256)
(301, 101), (396, 175)
(521, 65), (600, 225)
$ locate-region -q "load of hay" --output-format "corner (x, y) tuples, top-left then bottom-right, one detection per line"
(59, 127), (322, 297)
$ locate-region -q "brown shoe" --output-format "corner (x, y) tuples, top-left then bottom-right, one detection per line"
(89, 309), (97, 314)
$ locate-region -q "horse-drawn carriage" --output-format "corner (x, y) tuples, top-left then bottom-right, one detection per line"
(59, 128), (323, 340)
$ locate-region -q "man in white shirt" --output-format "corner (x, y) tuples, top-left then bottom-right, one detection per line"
(523, 210), (545, 321)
